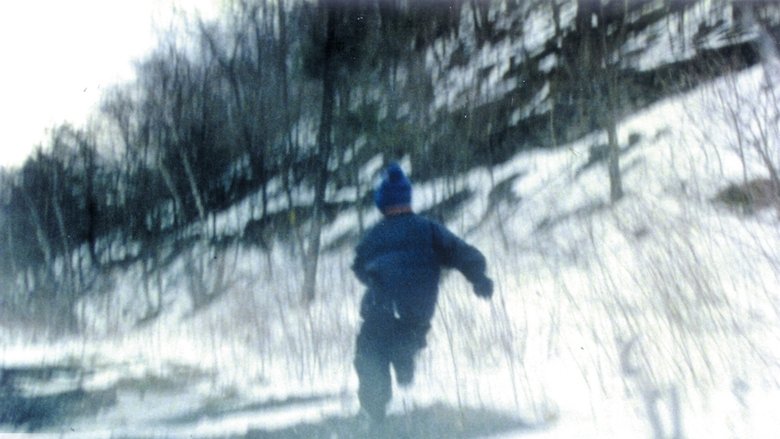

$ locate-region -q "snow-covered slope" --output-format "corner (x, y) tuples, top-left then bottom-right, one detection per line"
(2, 63), (779, 438)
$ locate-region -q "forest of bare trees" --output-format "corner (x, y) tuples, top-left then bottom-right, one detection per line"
(1, 0), (776, 332)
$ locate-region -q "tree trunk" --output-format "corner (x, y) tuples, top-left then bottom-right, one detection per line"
(50, 182), (80, 333)
(606, 113), (624, 202)
(20, 186), (54, 288)
(157, 155), (184, 230)
(599, 1), (625, 203)
(302, 4), (337, 304)
(79, 141), (100, 268)
(179, 147), (208, 239)
(276, 0), (306, 261)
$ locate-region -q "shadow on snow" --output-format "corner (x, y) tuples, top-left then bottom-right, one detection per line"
(242, 402), (541, 439)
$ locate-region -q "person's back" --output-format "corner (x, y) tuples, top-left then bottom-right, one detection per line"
(354, 210), (492, 324)
(352, 163), (493, 423)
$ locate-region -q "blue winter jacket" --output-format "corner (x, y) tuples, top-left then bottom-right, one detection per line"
(352, 212), (490, 324)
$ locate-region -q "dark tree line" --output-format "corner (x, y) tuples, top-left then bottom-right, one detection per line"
(1, 0), (775, 331)
(0, 0), (468, 328)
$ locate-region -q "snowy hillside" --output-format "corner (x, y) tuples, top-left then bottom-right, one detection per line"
(1, 57), (779, 438)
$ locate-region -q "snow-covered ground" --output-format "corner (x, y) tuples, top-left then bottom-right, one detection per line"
(2, 64), (780, 438)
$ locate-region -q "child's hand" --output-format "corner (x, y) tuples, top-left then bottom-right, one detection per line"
(473, 276), (494, 299)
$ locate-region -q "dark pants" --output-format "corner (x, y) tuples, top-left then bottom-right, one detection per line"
(354, 314), (430, 421)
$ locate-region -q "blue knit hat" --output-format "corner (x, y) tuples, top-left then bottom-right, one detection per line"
(374, 162), (412, 212)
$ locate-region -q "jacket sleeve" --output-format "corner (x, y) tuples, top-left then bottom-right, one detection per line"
(431, 221), (489, 286)
(352, 240), (372, 287)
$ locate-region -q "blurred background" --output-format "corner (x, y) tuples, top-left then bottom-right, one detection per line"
(1, 1), (779, 437)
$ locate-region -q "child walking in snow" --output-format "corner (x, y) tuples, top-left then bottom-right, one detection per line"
(352, 163), (494, 423)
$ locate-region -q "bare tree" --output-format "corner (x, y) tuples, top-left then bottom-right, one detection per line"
(575, 0), (624, 202)
(302, 2), (338, 304)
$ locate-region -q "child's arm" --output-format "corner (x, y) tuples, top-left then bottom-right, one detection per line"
(431, 222), (494, 299)
(352, 239), (373, 287)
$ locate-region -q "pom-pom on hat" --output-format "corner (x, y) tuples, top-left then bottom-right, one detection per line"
(374, 162), (412, 213)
